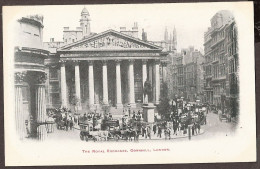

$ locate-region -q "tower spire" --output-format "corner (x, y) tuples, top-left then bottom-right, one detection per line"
(80, 6), (91, 37)
(173, 26), (177, 51)
(169, 33), (172, 51)
(164, 27), (168, 42)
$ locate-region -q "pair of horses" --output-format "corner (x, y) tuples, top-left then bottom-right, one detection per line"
(56, 116), (74, 131)
(120, 129), (140, 141)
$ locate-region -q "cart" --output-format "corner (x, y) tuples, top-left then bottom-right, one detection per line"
(103, 119), (120, 141)
(79, 121), (94, 141)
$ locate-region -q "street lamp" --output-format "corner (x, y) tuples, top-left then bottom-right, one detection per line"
(127, 104), (131, 117)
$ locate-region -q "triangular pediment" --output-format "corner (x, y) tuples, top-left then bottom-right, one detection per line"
(58, 29), (162, 51)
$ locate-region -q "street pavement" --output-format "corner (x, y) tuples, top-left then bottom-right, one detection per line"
(46, 110), (236, 142)
(189, 111), (237, 141)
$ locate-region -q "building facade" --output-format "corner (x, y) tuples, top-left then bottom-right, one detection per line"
(43, 7), (168, 111)
(169, 47), (204, 101)
(225, 19), (239, 117)
(203, 10), (238, 116)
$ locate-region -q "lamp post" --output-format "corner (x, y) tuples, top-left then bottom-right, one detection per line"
(127, 104), (131, 117)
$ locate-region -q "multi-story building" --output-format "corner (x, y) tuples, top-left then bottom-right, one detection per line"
(225, 18), (239, 117)
(203, 27), (213, 104)
(203, 10), (238, 116)
(170, 46), (204, 101)
(166, 53), (178, 99)
(176, 54), (185, 97)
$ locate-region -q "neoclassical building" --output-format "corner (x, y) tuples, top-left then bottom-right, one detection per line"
(44, 7), (168, 110)
(13, 8), (168, 141)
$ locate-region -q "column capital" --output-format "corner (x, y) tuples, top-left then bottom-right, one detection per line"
(72, 60), (80, 65)
(142, 59), (148, 64)
(154, 59), (161, 64)
(87, 60), (94, 65)
(128, 59), (135, 64)
(25, 71), (47, 85)
(14, 72), (27, 84)
(115, 59), (122, 64)
(35, 72), (47, 84)
(59, 60), (67, 66)
(161, 60), (168, 67)
(102, 60), (108, 65)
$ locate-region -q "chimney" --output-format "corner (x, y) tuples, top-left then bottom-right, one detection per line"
(132, 22), (138, 31)
(50, 38), (54, 42)
(189, 46), (194, 52)
(120, 27), (126, 32)
(132, 22), (138, 38)
(76, 27), (82, 31)
(142, 29), (147, 42)
(63, 27), (69, 31)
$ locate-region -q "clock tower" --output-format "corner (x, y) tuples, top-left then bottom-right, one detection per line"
(80, 7), (91, 37)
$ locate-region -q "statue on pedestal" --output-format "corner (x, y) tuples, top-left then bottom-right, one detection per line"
(143, 79), (155, 123)
(143, 79), (152, 105)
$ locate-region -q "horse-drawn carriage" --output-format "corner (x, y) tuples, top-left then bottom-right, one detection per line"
(55, 113), (74, 130)
(79, 120), (109, 142)
(79, 121), (93, 141)
(102, 119), (121, 141)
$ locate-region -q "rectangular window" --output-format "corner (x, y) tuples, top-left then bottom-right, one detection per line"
(50, 93), (60, 105)
(49, 68), (58, 79)
(23, 31), (31, 35)
(49, 82), (59, 93)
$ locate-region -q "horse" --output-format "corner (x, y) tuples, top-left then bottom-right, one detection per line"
(67, 118), (74, 130)
(164, 128), (171, 140)
(57, 120), (66, 130)
(126, 130), (138, 141)
(98, 130), (109, 141)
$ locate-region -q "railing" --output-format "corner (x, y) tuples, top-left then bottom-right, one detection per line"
(210, 37), (225, 49)
(212, 75), (226, 81)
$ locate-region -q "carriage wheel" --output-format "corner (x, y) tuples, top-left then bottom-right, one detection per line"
(115, 135), (119, 141)
(80, 132), (84, 141)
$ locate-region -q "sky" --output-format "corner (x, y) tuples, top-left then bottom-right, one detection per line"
(8, 3), (234, 53)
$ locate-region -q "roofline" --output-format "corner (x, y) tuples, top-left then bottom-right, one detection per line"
(18, 17), (44, 28)
(58, 49), (162, 53)
(58, 29), (163, 51)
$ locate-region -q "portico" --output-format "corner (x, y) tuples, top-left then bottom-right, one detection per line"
(56, 29), (167, 110)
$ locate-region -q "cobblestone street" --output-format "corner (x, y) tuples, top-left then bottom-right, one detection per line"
(46, 110), (236, 142)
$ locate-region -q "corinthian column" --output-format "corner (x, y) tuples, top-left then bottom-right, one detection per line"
(115, 60), (123, 108)
(162, 61), (168, 83)
(34, 72), (48, 141)
(74, 61), (82, 110)
(88, 61), (95, 107)
(128, 60), (136, 108)
(154, 60), (161, 105)
(14, 72), (27, 140)
(60, 61), (68, 107)
(102, 60), (108, 105)
(142, 59), (148, 103)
